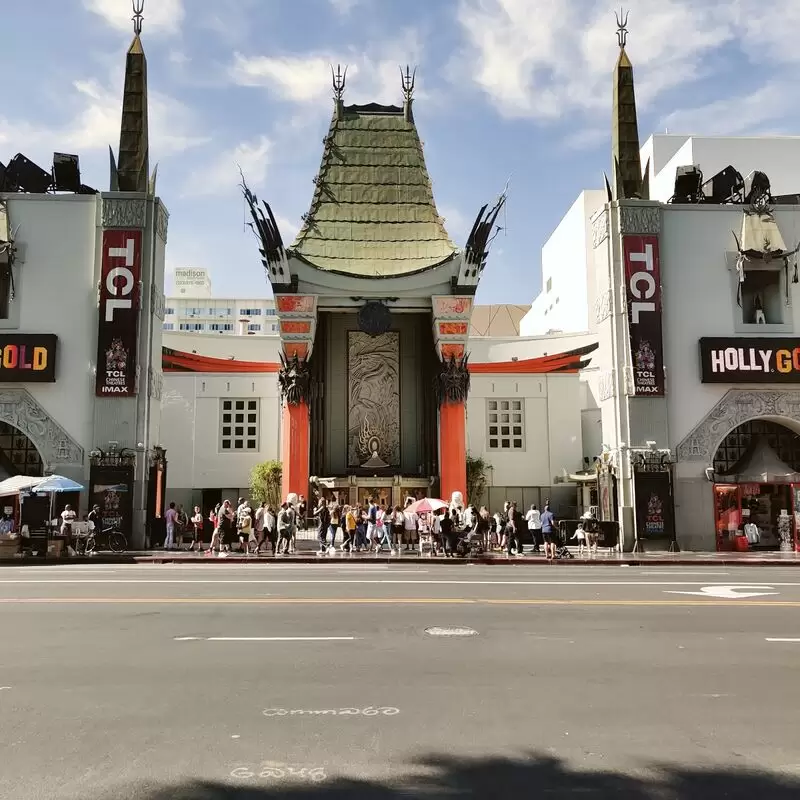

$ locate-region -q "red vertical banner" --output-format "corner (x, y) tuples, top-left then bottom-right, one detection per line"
(282, 400), (310, 501)
(623, 235), (665, 396)
(96, 230), (142, 396)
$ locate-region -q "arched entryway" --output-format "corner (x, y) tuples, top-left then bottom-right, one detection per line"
(0, 422), (44, 479)
(712, 419), (800, 552)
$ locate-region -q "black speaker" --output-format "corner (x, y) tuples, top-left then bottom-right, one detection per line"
(744, 170), (771, 205)
(671, 165), (703, 203)
(701, 165), (744, 204)
(6, 153), (52, 194)
(773, 194), (800, 205)
(52, 152), (81, 193)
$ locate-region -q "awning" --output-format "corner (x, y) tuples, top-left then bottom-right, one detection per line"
(725, 439), (800, 483)
(0, 475), (44, 498)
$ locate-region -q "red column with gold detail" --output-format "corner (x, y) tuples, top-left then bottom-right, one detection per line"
(281, 399), (310, 501)
(439, 399), (467, 503)
(274, 295), (318, 503)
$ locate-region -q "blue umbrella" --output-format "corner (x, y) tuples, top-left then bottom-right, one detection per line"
(35, 475), (85, 493)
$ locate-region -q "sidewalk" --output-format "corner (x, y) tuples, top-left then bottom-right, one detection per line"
(6, 543), (799, 566)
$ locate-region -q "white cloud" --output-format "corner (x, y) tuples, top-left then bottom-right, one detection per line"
(0, 71), (206, 163)
(275, 215), (301, 245)
(184, 135), (273, 197)
(84, 0), (185, 35)
(454, 0), (739, 120)
(229, 29), (426, 107)
(438, 205), (472, 243)
(660, 82), (793, 137)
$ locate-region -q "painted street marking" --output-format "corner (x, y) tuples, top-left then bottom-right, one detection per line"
(0, 686), (10, 691)
(263, 707), (399, 717)
(3, 578), (800, 586)
(425, 626), (479, 637)
(230, 764), (327, 782)
(640, 571), (731, 576)
(666, 585), (778, 599)
(2, 597), (800, 607)
(175, 636), (358, 642)
(765, 638), (800, 643)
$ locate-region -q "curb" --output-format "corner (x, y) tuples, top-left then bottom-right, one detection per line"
(3, 555), (797, 567)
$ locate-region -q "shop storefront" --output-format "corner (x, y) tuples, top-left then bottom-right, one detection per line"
(714, 482), (798, 552)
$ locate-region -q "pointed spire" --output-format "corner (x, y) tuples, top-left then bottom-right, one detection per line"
(611, 9), (647, 200)
(331, 64), (347, 121)
(114, 0), (150, 193)
(400, 65), (416, 123)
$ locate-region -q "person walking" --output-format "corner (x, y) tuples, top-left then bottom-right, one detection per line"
(366, 498), (378, 549)
(506, 502), (524, 557)
(164, 502), (177, 550)
(328, 503), (341, 553)
(217, 500), (234, 554)
(526, 504), (542, 554)
(316, 498), (330, 554)
(375, 503), (392, 553)
(254, 502), (266, 553)
(541, 505), (558, 561)
(403, 499), (418, 552)
(277, 502), (293, 555)
(263, 505), (277, 555)
(342, 505), (356, 552)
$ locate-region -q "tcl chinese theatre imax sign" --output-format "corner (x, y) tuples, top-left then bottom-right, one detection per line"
(700, 338), (800, 382)
(96, 230), (141, 396)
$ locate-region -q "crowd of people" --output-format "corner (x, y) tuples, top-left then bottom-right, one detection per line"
(158, 493), (579, 560)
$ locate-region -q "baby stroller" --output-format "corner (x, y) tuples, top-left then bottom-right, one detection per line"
(455, 527), (485, 558)
(555, 543), (575, 559)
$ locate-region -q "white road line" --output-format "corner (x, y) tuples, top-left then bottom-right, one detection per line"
(765, 638), (800, 643)
(174, 636), (359, 642)
(2, 579), (800, 586)
(640, 571), (731, 576)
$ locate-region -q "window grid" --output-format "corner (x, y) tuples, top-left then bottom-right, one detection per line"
(220, 398), (260, 452)
(179, 323), (204, 331)
(209, 323), (234, 332)
(162, 323), (174, 330)
(248, 323), (262, 332)
(239, 308), (263, 316)
(486, 399), (525, 451)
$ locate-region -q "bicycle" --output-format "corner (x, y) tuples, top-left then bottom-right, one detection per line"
(78, 524), (127, 554)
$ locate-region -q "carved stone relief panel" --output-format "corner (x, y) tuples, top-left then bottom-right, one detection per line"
(598, 370), (616, 401)
(347, 331), (400, 468)
(148, 368), (163, 401)
(156, 201), (170, 242)
(150, 285), (165, 320)
(0, 389), (84, 466)
(676, 389), (800, 462)
(102, 197), (146, 229)
(594, 289), (612, 324)
(618, 204), (661, 235)
(591, 209), (609, 248)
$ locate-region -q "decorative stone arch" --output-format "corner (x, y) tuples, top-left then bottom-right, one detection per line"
(0, 389), (84, 469)
(676, 389), (800, 463)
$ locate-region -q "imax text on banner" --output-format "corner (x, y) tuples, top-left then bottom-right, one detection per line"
(96, 230), (141, 396)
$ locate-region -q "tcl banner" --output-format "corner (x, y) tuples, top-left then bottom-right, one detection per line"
(623, 235), (665, 396)
(700, 337), (800, 383)
(96, 230), (141, 396)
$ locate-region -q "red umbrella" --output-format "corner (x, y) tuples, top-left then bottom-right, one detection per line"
(405, 497), (448, 515)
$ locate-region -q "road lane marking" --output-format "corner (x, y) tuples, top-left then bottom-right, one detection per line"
(640, 571), (730, 576)
(1, 597), (800, 607)
(3, 579), (800, 586)
(667, 585), (778, 599)
(765, 638), (800, 642)
(175, 636), (359, 642)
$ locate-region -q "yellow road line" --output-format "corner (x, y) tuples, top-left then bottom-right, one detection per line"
(0, 597), (799, 607)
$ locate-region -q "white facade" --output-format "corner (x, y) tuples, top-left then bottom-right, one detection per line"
(0, 191), (168, 547)
(520, 190), (606, 336)
(164, 294), (278, 336)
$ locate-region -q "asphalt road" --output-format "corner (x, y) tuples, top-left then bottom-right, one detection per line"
(1, 563), (799, 800)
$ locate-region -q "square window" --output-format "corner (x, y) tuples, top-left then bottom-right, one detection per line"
(486, 398), (525, 452)
(741, 269), (783, 324)
(219, 398), (259, 452)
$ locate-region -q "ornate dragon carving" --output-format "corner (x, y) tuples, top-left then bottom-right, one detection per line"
(278, 353), (311, 407)
(435, 354), (471, 405)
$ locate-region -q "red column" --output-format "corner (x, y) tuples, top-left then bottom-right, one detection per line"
(281, 401), (310, 501)
(439, 400), (466, 503)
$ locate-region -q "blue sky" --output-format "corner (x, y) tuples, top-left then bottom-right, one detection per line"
(3, 0), (799, 304)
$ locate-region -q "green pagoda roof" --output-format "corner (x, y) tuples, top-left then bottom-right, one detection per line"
(290, 103), (457, 277)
